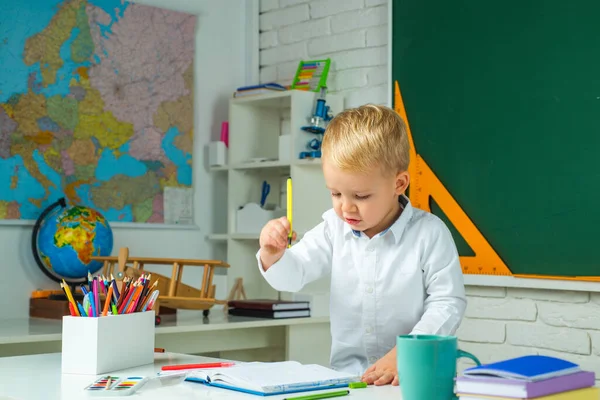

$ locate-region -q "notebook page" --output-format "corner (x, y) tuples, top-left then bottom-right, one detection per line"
(209, 361), (360, 393)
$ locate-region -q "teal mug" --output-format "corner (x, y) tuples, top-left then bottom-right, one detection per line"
(397, 335), (481, 400)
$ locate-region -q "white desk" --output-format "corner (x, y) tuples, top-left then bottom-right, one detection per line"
(0, 312), (331, 366)
(0, 352), (400, 400)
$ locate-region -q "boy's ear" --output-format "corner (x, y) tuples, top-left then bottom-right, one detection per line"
(395, 171), (410, 195)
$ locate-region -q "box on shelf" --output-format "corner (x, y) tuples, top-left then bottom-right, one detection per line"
(208, 141), (227, 166)
(61, 311), (155, 375)
(278, 134), (292, 162)
(30, 297), (72, 319)
(236, 203), (286, 234)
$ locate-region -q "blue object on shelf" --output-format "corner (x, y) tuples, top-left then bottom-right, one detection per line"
(301, 87), (333, 135)
(260, 181), (271, 208)
(299, 87), (333, 159)
(299, 150), (322, 159)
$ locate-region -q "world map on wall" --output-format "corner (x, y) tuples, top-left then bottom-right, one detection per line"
(0, 0), (196, 223)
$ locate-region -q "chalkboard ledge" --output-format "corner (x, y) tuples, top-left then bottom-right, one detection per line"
(464, 275), (600, 293)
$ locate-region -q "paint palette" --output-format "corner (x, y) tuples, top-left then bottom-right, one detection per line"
(84, 375), (148, 396)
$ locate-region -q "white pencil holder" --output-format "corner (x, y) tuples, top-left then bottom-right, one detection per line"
(61, 311), (155, 375)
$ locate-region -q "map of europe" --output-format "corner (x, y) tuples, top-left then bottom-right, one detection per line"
(0, 0), (195, 223)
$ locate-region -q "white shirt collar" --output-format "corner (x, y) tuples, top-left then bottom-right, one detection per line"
(343, 195), (413, 243)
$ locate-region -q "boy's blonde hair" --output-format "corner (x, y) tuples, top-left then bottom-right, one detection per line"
(321, 104), (409, 174)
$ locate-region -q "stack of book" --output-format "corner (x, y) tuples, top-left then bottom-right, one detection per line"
(455, 355), (597, 400)
(227, 299), (310, 319)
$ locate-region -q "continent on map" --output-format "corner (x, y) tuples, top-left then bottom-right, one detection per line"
(90, 173), (161, 215)
(0, 0), (196, 223)
(23, 0), (82, 87)
(0, 107), (17, 158)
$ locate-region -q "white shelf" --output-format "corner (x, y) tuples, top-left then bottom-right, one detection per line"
(294, 158), (322, 167)
(230, 90), (294, 106)
(230, 233), (260, 240)
(207, 90), (343, 300)
(231, 160), (290, 170)
(207, 233), (228, 241)
(207, 233), (260, 241)
(211, 159), (319, 172)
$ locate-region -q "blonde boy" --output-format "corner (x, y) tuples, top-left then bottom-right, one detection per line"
(257, 104), (466, 386)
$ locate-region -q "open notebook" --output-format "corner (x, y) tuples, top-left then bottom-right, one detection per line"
(161, 361), (360, 396)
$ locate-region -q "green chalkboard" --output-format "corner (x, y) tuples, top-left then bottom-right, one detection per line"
(392, 0), (600, 277)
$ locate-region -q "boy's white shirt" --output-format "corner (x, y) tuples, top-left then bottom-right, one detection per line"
(256, 195), (466, 376)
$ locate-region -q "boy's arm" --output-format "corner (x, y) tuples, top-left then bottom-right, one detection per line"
(410, 219), (467, 335)
(256, 220), (333, 292)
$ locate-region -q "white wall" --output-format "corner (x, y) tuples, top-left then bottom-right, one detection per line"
(0, 0), (255, 319)
(457, 286), (600, 382)
(259, 0), (388, 107)
(258, 0), (600, 380)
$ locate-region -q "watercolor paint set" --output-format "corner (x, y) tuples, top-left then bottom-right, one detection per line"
(84, 375), (148, 396)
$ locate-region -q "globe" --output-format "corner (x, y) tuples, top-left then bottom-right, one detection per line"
(32, 198), (114, 284)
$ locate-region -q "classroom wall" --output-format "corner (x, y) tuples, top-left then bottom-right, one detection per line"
(258, 0), (600, 378)
(0, 0), (254, 319)
(457, 286), (600, 382)
(258, 0), (388, 106)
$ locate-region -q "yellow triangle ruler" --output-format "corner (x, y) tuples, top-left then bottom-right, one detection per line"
(394, 81), (600, 282)
(394, 81), (512, 276)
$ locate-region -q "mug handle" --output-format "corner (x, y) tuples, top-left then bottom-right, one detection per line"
(457, 349), (481, 366)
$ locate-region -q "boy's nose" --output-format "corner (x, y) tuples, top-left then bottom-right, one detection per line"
(341, 201), (356, 213)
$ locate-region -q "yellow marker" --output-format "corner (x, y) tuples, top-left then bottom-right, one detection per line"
(287, 177), (293, 248)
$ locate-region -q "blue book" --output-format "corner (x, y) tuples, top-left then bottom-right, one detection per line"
(161, 361), (360, 396)
(463, 355), (580, 382)
(236, 82), (287, 91)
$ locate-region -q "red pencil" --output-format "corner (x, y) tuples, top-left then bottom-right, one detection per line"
(161, 362), (235, 371)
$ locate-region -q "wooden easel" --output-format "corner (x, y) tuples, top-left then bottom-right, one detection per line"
(223, 277), (247, 314)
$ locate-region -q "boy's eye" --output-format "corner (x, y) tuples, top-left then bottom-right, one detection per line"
(355, 195), (371, 200)
(331, 192), (341, 197)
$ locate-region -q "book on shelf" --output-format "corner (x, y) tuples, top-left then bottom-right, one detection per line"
(227, 299), (310, 311)
(228, 308), (310, 319)
(456, 355), (596, 400)
(234, 82), (287, 98)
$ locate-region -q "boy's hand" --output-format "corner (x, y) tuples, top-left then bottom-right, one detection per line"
(259, 217), (296, 270)
(361, 349), (399, 386)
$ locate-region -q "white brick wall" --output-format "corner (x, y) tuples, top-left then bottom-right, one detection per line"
(259, 0), (388, 107)
(457, 286), (600, 382)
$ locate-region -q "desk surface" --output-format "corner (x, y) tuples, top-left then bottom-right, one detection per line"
(0, 352), (399, 400)
(0, 311), (330, 344)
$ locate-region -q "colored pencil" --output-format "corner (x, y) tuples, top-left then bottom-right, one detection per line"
(102, 285), (113, 316)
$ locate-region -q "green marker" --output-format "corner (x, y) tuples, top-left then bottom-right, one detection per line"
(349, 381), (367, 389)
(283, 389), (349, 400)
(112, 304), (118, 315)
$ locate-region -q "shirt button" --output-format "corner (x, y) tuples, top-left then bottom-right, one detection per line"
(366, 286), (373, 294)
(369, 356), (377, 363)
(366, 247), (374, 252)
(365, 326), (373, 334)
